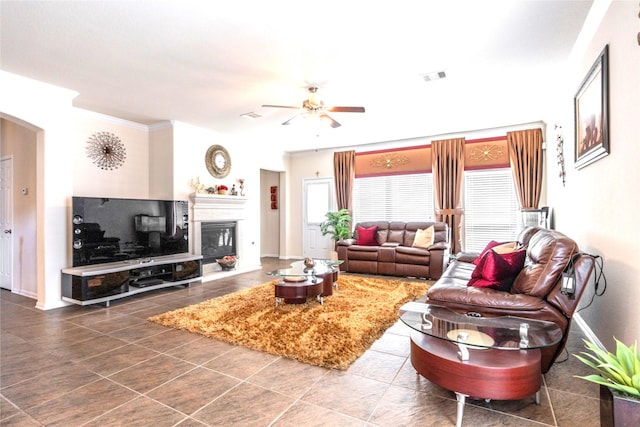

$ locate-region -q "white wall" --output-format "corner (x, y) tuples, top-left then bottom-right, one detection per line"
(149, 121), (175, 200)
(72, 109), (151, 199)
(546, 1), (640, 350)
(171, 121), (262, 267)
(0, 71), (77, 309)
(0, 77), (287, 308)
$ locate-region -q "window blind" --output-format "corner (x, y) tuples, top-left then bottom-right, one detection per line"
(464, 168), (520, 252)
(354, 173), (434, 223)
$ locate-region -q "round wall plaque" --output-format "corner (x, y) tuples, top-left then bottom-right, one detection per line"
(205, 145), (231, 178)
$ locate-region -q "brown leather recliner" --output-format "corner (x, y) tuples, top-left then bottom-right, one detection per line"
(426, 226), (595, 373)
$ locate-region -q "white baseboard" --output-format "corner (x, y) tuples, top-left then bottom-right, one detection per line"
(574, 313), (605, 350)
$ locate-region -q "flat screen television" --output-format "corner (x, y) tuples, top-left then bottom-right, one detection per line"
(71, 196), (189, 267)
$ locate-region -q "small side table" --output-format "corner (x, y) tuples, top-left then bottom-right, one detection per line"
(399, 302), (562, 427)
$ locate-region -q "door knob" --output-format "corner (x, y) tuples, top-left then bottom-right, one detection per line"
(3, 229), (11, 234)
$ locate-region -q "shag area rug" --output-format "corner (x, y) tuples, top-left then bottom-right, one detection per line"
(148, 275), (431, 370)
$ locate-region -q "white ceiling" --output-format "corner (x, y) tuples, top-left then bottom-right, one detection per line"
(1, 1), (594, 153)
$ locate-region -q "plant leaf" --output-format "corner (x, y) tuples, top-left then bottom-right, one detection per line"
(616, 338), (635, 376)
(574, 339), (640, 398)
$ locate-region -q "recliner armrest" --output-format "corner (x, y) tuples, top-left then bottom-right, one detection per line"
(455, 251), (480, 263)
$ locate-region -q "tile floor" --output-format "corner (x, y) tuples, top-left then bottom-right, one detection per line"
(1, 258), (601, 426)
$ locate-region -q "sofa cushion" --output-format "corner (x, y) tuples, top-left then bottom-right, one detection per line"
(356, 225), (378, 246)
(468, 248), (526, 290)
(388, 230), (405, 244)
(412, 226), (435, 249)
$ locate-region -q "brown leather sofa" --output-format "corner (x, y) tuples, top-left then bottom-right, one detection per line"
(426, 226), (595, 373)
(337, 221), (450, 280)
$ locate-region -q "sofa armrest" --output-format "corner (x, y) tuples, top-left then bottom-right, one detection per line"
(427, 242), (449, 251)
(426, 243), (449, 279)
(337, 238), (356, 247)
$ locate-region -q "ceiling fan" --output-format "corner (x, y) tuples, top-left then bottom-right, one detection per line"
(262, 87), (365, 128)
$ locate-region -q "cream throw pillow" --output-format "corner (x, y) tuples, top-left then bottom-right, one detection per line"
(492, 241), (520, 254)
(412, 226), (435, 249)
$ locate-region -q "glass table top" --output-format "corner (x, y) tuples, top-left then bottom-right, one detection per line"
(399, 301), (563, 350)
(268, 259), (343, 277)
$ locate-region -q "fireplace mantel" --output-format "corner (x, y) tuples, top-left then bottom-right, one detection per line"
(190, 193), (248, 222)
(190, 192), (251, 277)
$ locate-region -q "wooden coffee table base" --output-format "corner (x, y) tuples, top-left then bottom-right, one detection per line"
(274, 277), (324, 307)
(410, 331), (541, 427)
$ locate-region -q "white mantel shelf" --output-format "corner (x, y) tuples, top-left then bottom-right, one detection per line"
(190, 193), (248, 206)
(190, 192), (248, 222)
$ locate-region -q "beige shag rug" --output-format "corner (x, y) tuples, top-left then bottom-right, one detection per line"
(148, 275), (431, 370)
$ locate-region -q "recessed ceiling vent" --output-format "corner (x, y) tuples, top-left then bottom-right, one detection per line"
(421, 70), (447, 82)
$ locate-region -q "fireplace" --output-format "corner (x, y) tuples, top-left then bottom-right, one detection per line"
(200, 221), (236, 264)
(190, 193), (248, 274)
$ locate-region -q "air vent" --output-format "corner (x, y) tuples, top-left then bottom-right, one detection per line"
(421, 71), (447, 82)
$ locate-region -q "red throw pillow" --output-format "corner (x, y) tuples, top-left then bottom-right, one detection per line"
(356, 225), (378, 246)
(472, 241), (501, 265)
(468, 248), (526, 290)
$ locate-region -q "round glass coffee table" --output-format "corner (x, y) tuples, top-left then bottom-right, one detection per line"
(268, 259), (343, 307)
(399, 302), (563, 427)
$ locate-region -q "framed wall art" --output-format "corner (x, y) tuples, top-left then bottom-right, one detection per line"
(574, 44), (609, 170)
(270, 186), (278, 210)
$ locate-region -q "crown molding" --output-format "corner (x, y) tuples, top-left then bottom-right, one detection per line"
(73, 108), (150, 131)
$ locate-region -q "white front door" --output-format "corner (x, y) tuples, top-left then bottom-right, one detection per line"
(0, 157), (13, 290)
(302, 178), (335, 259)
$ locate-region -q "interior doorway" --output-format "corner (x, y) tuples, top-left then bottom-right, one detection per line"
(302, 177), (334, 259)
(0, 157), (13, 290)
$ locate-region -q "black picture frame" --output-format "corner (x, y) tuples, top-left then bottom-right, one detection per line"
(574, 44), (609, 170)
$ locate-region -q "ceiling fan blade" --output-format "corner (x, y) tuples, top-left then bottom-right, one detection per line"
(327, 106), (365, 113)
(282, 114), (303, 126)
(320, 114), (341, 128)
(262, 104), (300, 109)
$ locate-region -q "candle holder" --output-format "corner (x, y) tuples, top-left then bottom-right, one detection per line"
(238, 178), (245, 196)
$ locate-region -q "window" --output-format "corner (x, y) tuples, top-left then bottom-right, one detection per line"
(353, 169), (521, 251)
(354, 173), (434, 223)
(464, 168), (520, 252)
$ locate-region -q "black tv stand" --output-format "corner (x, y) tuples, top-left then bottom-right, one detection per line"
(61, 254), (203, 306)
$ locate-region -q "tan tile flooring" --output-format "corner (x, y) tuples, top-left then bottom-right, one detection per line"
(1, 258), (601, 426)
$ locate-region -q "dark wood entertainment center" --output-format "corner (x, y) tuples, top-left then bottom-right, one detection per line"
(61, 253), (203, 306)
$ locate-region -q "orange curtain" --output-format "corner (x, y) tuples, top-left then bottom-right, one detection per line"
(333, 150), (355, 213)
(507, 129), (543, 209)
(432, 138), (465, 253)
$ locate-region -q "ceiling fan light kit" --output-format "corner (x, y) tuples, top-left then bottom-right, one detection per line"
(262, 87), (365, 128)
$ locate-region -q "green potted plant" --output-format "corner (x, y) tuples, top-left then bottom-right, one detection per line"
(574, 338), (640, 426)
(320, 209), (353, 251)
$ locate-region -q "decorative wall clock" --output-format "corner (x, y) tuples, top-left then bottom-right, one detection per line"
(86, 131), (127, 170)
(205, 144), (231, 178)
